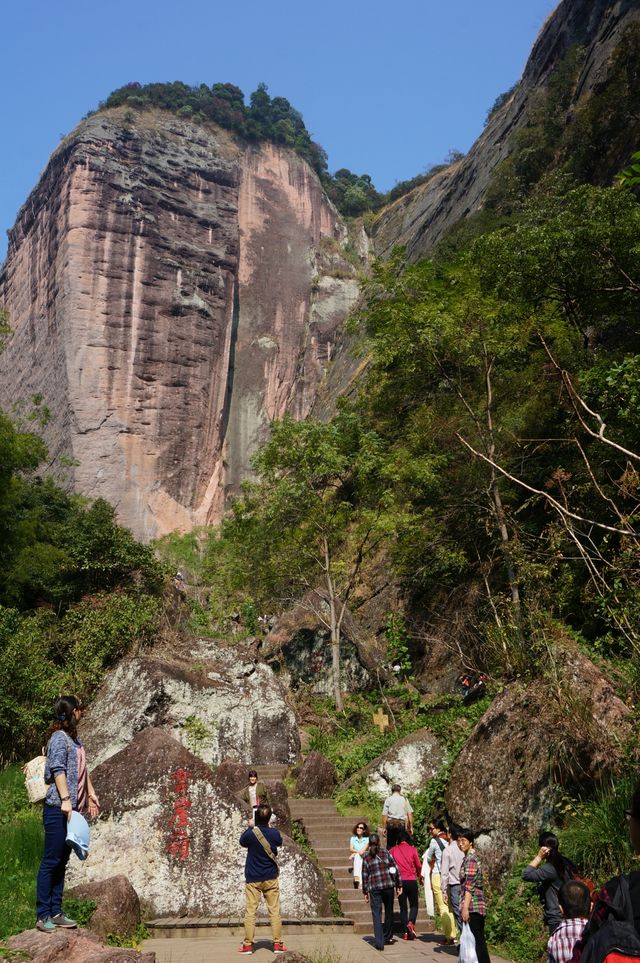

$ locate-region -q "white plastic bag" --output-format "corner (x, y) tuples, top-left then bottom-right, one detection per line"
(459, 922), (479, 963)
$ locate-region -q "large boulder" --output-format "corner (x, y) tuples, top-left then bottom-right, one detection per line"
(338, 727), (446, 797)
(67, 729), (329, 919)
(265, 598), (372, 695)
(6, 927), (154, 962)
(66, 875), (140, 939)
(81, 638), (300, 767)
(294, 752), (337, 798)
(446, 648), (635, 877)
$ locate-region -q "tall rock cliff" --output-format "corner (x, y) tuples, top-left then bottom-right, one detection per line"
(373, 0), (640, 260)
(0, 110), (360, 539)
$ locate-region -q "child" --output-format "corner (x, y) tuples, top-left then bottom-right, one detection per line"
(547, 880), (590, 963)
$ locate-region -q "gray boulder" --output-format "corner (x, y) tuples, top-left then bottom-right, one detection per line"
(446, 648), (635, 880)
(339, 727), (446, 797)
(81, 638), (300, 767)
(294, 752), (337, 798)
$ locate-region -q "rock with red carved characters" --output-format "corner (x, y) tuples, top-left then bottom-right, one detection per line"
(65, 728), (330, 919)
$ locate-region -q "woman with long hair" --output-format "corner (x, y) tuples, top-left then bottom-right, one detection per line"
(349, 820), (370, 889)
(361, 832), (403, 951)
(522, 831), (577, 934)
(35, 695), (100, 933)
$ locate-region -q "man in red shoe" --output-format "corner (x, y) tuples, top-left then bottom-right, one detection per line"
(238, 804), (287, 955)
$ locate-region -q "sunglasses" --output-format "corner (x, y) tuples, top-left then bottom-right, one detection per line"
(357, 825), (366, 830)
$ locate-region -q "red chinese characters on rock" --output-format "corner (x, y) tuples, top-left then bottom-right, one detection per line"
(166, 767), (192, 861)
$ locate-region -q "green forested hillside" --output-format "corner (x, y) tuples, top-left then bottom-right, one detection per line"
(0, 406), (164, 763)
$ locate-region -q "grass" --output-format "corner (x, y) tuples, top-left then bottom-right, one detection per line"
(0, 767), (43, 938)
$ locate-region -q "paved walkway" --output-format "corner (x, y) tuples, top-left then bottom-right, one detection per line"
(143, 932), (511, 962)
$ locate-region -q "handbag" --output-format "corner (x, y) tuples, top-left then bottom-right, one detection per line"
(459, 922), (479, 963)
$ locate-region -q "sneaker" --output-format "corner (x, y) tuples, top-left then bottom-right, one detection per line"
(36, 918), (56, 933)
(273, 943), (288, 953)
(385, 938), (397, 945)
(50, 913), (77, 929)
(407, 921), (417, 940)
(238, 945), (253, 954)
(403, 932), (409, 941)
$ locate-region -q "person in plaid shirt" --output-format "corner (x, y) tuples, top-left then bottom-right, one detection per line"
(458, 828), (491, 963)
(362, 833), (403, 951)
(547, 880), (590, 963)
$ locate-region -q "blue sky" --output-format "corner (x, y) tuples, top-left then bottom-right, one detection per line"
(1, 0), (556, 261)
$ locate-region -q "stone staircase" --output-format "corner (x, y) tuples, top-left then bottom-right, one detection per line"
(289, 797), (434, 937)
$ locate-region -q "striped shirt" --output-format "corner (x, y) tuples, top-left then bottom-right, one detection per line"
(460, 850), (487, 916)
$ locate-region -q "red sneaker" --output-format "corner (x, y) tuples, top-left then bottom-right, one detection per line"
(238, 945), (253, 954)
(407, 921), (417, 940)
(273, 943), (288, 954)
(403, 932), (410, 940)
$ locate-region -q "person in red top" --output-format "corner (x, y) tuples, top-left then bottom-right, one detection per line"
(390, 830), (423, 940)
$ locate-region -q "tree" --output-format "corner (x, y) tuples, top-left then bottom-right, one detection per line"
(224, 412), (393, 709)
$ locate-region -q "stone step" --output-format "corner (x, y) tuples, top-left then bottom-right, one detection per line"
(146, 917), (356, 939)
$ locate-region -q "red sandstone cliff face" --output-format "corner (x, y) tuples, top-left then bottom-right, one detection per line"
(0, 110), (360, 539)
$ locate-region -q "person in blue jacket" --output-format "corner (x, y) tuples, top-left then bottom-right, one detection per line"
(36, 695), (100, 933)
(238, 803), (287, 955)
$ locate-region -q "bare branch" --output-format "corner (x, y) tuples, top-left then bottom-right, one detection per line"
(456, 433), (638, 537)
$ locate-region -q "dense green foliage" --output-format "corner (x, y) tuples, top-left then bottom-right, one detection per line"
(0, 410), (165, 763)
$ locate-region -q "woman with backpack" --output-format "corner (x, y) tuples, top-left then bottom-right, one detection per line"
(523, 831), (579, 934)
(35, 696), (100, 933)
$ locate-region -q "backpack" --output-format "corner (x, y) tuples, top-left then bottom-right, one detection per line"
(579, 875), (640, 963)
(22, 733), (70, 804)
(23, 749), (48, 803)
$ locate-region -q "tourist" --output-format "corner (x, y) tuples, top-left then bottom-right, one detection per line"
(381, 784), (413, 849)
(362, 832), (403, 951)
(349, 820), (370, 889)
(458, 827), (491, 963)
(425, 818), (457, 943)
(441, 823), (465, 934)
(36, 696), (100, 933)
(241, 769), (273, 826)
(389, 828), (422, 940)
(238, 803), (287, 954)
(547, 880), (590, 963)
(522, 831), (578, 934)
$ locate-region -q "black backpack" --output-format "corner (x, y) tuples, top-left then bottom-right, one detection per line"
(580, 875), (640, 963)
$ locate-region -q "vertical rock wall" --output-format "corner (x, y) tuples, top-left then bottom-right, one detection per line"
(0, 111), (360, 539)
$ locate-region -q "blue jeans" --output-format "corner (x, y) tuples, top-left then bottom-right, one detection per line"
(36, 805), (71, 921)
(449, 882), (462, 932)
(369, 886), (395, 949)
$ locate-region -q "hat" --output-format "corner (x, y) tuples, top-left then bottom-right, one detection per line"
(66, 810), (90, 860)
